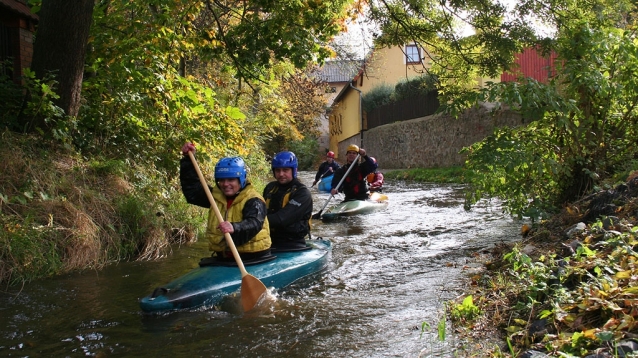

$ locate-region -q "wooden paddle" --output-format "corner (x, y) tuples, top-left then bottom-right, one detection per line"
(187, 152), (267, 312)
(311, 153), (360, 219)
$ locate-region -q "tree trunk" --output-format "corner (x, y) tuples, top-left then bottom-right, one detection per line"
(29, 0), (95, 130)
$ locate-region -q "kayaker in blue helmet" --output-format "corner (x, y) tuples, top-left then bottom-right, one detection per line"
(263, 151), (313, 251)
(312, 151), (340, 187)
(330, 144), (377, 201)
(179, 143), (272, 262)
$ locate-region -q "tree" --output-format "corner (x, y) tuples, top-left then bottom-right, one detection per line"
(28, 0), (95, 129)
(61, 0), (360, 173)
(364, 0), (638, 219)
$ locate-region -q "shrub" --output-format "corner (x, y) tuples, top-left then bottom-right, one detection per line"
(287, 137), (319, 170)
(394, 75), (437, 101)
(362, 83), (394, 113)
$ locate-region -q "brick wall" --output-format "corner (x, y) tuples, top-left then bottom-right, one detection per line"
(18, 21), (33, 71)
(0, 0), (37, 83)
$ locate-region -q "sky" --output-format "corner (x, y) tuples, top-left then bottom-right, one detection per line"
(331, 0), (554, 59)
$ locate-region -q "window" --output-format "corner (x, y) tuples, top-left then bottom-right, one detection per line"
(405, 44), (421, 65)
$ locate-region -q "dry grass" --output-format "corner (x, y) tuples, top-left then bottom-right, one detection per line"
(0, 131), (198, 284)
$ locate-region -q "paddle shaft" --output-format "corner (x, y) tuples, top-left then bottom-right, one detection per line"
(316, 153), (360, 216)
(187, 152), (249, 277)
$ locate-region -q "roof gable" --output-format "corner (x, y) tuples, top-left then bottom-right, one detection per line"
(0, 0), (39, 21)
(315, 60), (362, 83)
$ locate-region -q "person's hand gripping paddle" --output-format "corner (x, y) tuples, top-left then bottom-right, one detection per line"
(312, 154), (360, 219)
(187, 151), (267, 312)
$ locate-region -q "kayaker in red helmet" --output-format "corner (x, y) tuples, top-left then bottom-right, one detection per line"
(330, 144), (377, 201)
(312, 151), (340, 187)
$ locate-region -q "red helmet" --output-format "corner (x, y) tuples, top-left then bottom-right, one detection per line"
(326, 151), (335, 158)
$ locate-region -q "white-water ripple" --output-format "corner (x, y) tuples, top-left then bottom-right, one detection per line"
(0, 171), (523, 357)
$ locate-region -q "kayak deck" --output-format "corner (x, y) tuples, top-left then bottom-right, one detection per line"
(139, 239), (331, 313)
(321, 194), (388, 221)
(317, 174), (333, 193)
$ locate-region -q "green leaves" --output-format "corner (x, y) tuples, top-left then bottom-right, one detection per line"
(462, 21), (638, 219)
(71, 0), (356, 174)
(450, 295), (481, 322)
(364, 0), (638, 219)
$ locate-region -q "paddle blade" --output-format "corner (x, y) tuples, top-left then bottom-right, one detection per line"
(311, 211), (322, 220)
(240, 274), (268, 312)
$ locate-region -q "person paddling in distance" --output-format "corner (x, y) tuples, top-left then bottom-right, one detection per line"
(179, 143), (272, 262)
(263, 151), (313, 251)
(312, 151), (340, 187)
(330, 144), (377, 201)
(366, 157), (384, 193)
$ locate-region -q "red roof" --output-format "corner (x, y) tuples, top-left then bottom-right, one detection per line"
(0, 0), (39, 21)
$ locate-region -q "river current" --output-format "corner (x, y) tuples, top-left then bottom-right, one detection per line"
(0, 171), (522, 357)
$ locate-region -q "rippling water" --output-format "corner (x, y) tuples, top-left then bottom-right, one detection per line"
(0, 172), (522, 357)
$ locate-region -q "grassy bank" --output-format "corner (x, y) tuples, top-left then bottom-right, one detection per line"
(0, 131), (206, 285)
(383, 166), (472, 184)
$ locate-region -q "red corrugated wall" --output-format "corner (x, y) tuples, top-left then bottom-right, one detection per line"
(501, 47), (558, 83)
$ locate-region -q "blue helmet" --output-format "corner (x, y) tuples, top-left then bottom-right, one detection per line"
(271, 151), (298, 178)
(215, 157), (247, 189)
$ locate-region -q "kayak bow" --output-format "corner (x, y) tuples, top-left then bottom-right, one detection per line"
(140, 239), (332, 313)
(321, 193), (389, 221)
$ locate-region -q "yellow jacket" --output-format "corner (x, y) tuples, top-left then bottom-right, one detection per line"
(205, 184), (271, 253)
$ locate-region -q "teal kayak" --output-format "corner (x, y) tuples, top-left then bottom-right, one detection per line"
(139, 239), (331, 313)
(321, 193), (389, 221)
(317, 174), (333, 193)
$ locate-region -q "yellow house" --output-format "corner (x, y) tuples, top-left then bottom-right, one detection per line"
(326, 43), (499, 160)
(314, 60), (361, 154)
(327, 44), (429, 159)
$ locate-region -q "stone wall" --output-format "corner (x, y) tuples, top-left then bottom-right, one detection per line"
(362, 105), (522, 170)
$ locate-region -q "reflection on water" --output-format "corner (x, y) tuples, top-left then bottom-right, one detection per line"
(0, 171), (522, 357)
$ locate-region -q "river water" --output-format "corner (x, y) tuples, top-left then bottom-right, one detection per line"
(0, 172), (522, 357)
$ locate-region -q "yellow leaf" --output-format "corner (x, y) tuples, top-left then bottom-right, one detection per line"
(615, 271), (633, 279)
(505, 325), (522, 333)
(582, 328), (599, 339)
(513, 318), (527, 325)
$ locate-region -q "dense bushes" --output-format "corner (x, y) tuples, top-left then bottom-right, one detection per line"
(361, 83), (394, 113)
(362, 75), (438, 113)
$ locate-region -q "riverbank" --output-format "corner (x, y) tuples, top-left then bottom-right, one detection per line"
(384, 166), (473, 184)
(389, 167), (638, 357)
(0, 132), (202, 284)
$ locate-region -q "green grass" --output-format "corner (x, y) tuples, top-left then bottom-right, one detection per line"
(383, 166), (473, 184)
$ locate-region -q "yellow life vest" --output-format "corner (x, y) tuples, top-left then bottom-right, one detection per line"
(205, 184), (271, 253)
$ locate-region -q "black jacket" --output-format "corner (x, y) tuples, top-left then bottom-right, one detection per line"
(314, 161), (341, 181)
(263, 178), (312, 245)
(179, 156), (267, 246)
(331, 155), (377, 201)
